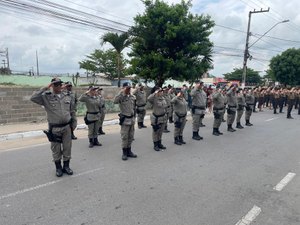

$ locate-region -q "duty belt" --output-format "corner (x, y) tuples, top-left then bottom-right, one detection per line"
(175, 112), (187, 118)
(213, 107), (224, 110)
(121, 114), (134, 118)
(192, 105), (205, 110)
(228, 105), (237, 108)
(136, 103), (146, 107)
(49, 119), (72, 128)
(87, 111), (100, 114)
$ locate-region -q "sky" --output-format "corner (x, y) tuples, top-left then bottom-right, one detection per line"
(0, 0), (300, 78)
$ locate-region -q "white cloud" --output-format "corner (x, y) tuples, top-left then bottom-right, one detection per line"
(0, 0), (299, 77)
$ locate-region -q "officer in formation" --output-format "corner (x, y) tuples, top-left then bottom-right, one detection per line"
(168, 86), (175, 123)
(64, 81), (78, 140)
(244, 88), (254, 126)
(226, 84), (238, 132)
(236, 88), (246, 129)
(286, 87), (297, 119)
(30, 78), (77, 177)
(97, 88), (106, 135)
(163, 87), (172, 133)
(114, 82), (137, 160)
(148, 87), (168, 151)
(79, 86), (103, 148)
(132, 83), (147, 129)
(190, 80), (207, 140)
(171, 89), (188, 145)
(212, 87), (225, 136)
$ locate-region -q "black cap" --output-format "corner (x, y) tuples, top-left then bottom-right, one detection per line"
(51, 78), (63, 84)
(89, 85), (99, 90)
(65, 81), (72, 86)
(122, 82), (131, 88)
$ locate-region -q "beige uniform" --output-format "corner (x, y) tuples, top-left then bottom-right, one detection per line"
(236, 93), (245, 123)
(245, 92), (255, 121)
(132, 88), (147, 124)
(226, 88), (237, 125)
(114, 91), (136, 148)
(190, 87), (207, 132)
(212, 91), (225, 129)
(31, 87), (76, 162)
(171, 95), (187, 137)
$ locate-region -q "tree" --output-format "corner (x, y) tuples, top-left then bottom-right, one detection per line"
(223, 67), (262, 85)
(129, 0), (214, 87)
(101, 32), (131, 87)
(79, 49), (126, 81)
(269, 48), (300, 85)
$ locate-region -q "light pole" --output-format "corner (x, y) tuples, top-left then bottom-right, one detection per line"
(241, 17), (289, 88)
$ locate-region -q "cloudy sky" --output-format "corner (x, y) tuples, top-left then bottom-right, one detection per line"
(1, 0), (300, 77)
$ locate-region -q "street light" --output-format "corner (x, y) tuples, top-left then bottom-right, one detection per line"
(241, 19), (289, 88)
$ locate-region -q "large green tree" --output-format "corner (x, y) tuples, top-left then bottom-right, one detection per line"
(269, 48), (300, 85)
(101, 32), (131, 87)
(223, 67), (262, 85)
(79, 49), (126, 81)
(129, 0), (214, 87)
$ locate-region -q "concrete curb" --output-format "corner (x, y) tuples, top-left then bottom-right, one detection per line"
(0, 115), (151, 142)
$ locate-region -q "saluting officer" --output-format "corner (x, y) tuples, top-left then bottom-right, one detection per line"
(171, 89), (188, 145)
(132, 83), (147, 129)
(114, 82), (137, 160)
(245, 88), (255, 126)
(163, 87), (172, 133)
(79, 86), (103, 148)
(236, 88), (246, 129)
(287, 87), (296, 119)
(212, 87), (225, 136)
(190, 80), (207, 140)
(148, 87), (168, 151)
(226, 84), (238, 132)
(64, 81), (78, 140)
(30, 78), (77, 177)
(97, 88), (106, 135)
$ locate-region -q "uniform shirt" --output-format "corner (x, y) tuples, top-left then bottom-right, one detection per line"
(30, 87), (74, 124)
(245, 93), (255, 105)
(212, 92), (225, 109)
(147, 93), (167, 116)
(190, 87), (207, 107)
(171, 96), (187, 116)
(114, 91), (136, 117)
(226, 88), (237, 107)
(132, 89), (146, 107)
(237, 93), (246, 106)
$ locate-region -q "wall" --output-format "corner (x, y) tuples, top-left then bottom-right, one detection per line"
(0, 86), (121, 125)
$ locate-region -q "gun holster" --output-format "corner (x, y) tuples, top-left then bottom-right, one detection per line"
(119, 114), (125, 125)
(174, 120), (182, 128)
(43, 130), (62, 143)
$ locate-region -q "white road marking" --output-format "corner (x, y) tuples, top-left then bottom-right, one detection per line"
(273, 172), (296, 191)
(0, 167), (104, 201)
(265, 117), (278, 122)
(235, 205), (262, 225)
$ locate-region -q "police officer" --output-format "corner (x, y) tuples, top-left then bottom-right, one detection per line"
(97, 88), (106, 135)
(79, 86), (103, 148)
(287, 87), (296, 119)
(132, 83), (147, 129)
(190, 81), (207, 140)
(212, 87), (225, 136)
(163, 87), (172, 133)
(64, 81), (78, 140)
(148, 87), (168, 151)
(114, 82), (137, 160)
(30, 78), (77, 177)
(236, 88), (245, 129)
(226, 84), (238, 132)
(245, 88), (255, 126)
(168, 85), (175, 123)
(171, 89), (188, 145)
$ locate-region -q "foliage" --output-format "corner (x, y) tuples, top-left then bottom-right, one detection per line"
(79, 49), (126, 81)
(223, 67), (262, 85)
(129, 0), (214, 87)
(269, 48), (300, 85)
(101, 32), (131, 87)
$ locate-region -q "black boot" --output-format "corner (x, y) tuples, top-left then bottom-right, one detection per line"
(153, 141), (160, 151)
(212, 128), (219, 136)
(71, 130), (77, 140)
(89, 138), (94, 148)
(236, 122), (244, 129)
(192, 131), (201, 140)
(98, 127), (105, 135)
(93, 138), (102, 146)
(138, 122), (143, 129)
(179, 136), (186, 144)
(127, 147), (137, 158)
(174, 137), (182, 145)
(141, 122), (147, 128)
(217, 128), (223, 135)
(245, 120), (253, 126)
(62, 160), (73, 175)
(158, 140), (167, 149)
(169, 117), (174, 123)
(200, 123), (206, 127)
(122, 148), (128, 160)
(227, 124), (236, 132)
(55, 161), (63, 177)
(163, 125), (170, 133)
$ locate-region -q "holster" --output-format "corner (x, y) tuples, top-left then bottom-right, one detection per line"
(43, 130), (62, 143)
(213, 112), (221, 119)
(227, 108), (233, 115)
(238, 105), (244, 111)
(152, 124), (161, 132)
(174, 121), (182, 128)
(118, 114), (126, 125)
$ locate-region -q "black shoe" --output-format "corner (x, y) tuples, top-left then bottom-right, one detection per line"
(141, 123), (147, 128)
(93, 138), (102, 146)
(158, 140), (166, 149)
(122, 148), (128, 160)
(127, 147), (137, 158)
(287, 116), (294, 119)
(192, 131), (201, 140)
(174, 137), (182, 145)
(179, 136), (186, 144)
(169, 117), (174, 123)
(236, 123), (244, 129)
(217, 129), (223, 135)
(227, 125), (236, 132)
(89, 138), (94, 148)
(71, 134), (77, 140)
(138, 122), (143, 129)
(55, 161), (63, 177)
(163, 129), (170, 133)
(62, 160), (73, 175)
(222, 119), (226, 122)
(98, 127), (106, 135)
(153, 142), (160, 151)
(212, 128), (219, 136)
(200, 123), (206, 127)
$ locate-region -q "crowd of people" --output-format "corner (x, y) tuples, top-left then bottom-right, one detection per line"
(30, 78), (300, 177)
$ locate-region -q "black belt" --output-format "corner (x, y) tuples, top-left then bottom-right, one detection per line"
(87, 111), (100, 114)
(153, 113), (165, 118)
(175, 112), (187, 118)
(136, 104), (146, 107)
(121, 114), (134, 118)
(247, 103), (254, 105)
(228, 105), (237, 108)
(49, 119), (71, 128)
(213, 107), (224, 110)
(192, 106), (205, 110)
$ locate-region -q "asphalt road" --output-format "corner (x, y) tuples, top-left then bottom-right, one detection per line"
(0, 110), (299, 225)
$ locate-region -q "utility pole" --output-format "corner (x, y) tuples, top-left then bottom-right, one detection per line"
(6, 48), (10, 71)
(242, 8), (269, 88)
(36, 50), (40, 76)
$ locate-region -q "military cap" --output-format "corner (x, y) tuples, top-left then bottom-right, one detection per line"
(122, 82), (131, 88)
(88, 85), (99, 90)
(51, 77), (63, 84)
(65, 81), (72, 86)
